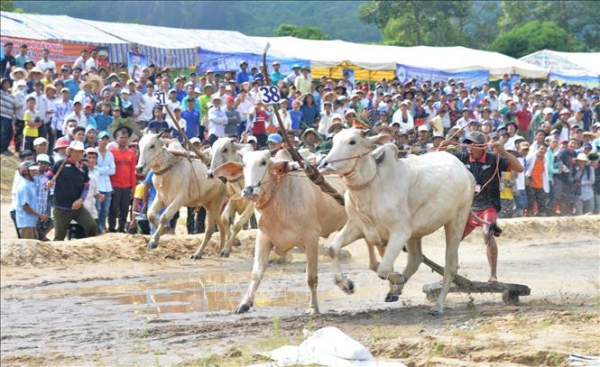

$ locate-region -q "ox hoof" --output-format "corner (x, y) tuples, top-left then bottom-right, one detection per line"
(235, 303), (251, 314)
(385, 293), (400, 302)
(220, 250), (230, 258)
(147, 240), (158, 250)
(337, 279), (355, 295)
(428, 307), (443, 317)
(233, 238), (241, 247)
(190, 253), (203, 260)
(305, 307), (319, 315)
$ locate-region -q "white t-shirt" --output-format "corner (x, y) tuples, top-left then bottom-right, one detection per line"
(36, 59), (56, 72)
(139, 94), (156, 122)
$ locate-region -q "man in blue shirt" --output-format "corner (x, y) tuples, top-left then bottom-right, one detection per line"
(235, 61), (252, 86)
(94, 102), (114, 133)
(181, 98), (200, 139)
(147, 107), (169, 134)
(270, 61), (285, 85)
(499, 73), (512, 93)
(16, 161), (45, 239)
(64, 68), (82, 100)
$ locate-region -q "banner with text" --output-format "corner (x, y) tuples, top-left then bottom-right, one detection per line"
(128, 52), (148, 81)
(549, 72), (600, 89)
(396, 64), (489, 88)
(197, 49), (307, 76)
(0, 35), (93, 65)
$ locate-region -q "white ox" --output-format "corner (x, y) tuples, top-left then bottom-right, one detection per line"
(213, 150), (348, 314)
(207, 137), (256, 257)
(318, 129), (474, 315)
(136, 134), (228, 259)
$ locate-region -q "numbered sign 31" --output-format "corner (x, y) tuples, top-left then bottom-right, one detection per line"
(259, 85), (282, 104)
(154, 91), (167, 107)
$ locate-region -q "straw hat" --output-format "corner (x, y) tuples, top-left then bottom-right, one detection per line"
(10, 67), (26, 79)
(26, 67), (43, 79)
(575, 153), (590, 164)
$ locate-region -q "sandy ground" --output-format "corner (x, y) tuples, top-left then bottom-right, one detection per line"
(1, 198), (599, 366)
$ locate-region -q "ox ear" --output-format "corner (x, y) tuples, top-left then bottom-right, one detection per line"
(368, 133), (392, 146)
(270, 160), (291, 175)
(360, 129), (372, 138)
(233, 142), (251, 151)
(212, 161), (244, 182)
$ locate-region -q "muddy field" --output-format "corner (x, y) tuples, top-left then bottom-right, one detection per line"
(1, 214), (599, 366)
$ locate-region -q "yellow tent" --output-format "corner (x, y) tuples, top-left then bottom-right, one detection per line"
(311, 61), (396, 82)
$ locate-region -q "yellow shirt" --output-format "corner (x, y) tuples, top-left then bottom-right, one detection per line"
(134, 183), (145, 200)
(23, 109), (41, 138)
(500, 172), (514, 200)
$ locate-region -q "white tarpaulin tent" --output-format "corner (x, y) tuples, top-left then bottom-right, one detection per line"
(250, 36), (549, 80)
(519, 50), (600, 87)
(0, 11), (129, 61)
(80, 19), (294, 69)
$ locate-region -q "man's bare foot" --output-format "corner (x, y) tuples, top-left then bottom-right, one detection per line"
(488, 276), (498, 284)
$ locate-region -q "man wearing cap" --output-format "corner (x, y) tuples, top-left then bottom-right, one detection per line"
(95, 131), (115, 233)
(412, 125), (431, 155)
(32, 136), (52, 162)
(294, 66), (312, 95)
(199, 84), (214, 138)
(108, 127), (136, 233)
(207, 95), (228, 143)
(32, 153), (53, 239)
(138, 83), (156, 129)
(15, 44), (30, 68)
(15, 161), (44, 239)
(554, 138), (579, 215)
(445, 131), (523, 283)
(1, 77), (19, 155)
(266, 133), (284, 155)
(285, 64), (302, 85)
(224, 96), (241, 137)
(270, 61), (285, 85)
(46, 141), (97, 240)
(236, 61), (252, 86)
(551, 109), (571, 144)
(52, 87), (73, 139)
(181, 97), (200, 140)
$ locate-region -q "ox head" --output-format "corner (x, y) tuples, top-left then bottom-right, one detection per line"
(212, 150), (295, 201)
(318, 128), (390, 175)
(136, 133), (164, 175)
(207, 137), (251, 178)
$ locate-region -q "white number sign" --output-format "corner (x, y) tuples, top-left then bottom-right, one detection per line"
(154, 91), (167, 107)
(259, 85), (282, 104)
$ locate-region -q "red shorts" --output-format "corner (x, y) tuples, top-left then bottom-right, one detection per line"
(462, 207), (498, 240)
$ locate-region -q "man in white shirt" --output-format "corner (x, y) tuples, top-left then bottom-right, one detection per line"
(85, 49), (98, 71)
(317, 101), (334, 135)
(63, 101), (87, 133)
(138, 83), (156, 127)
(35, 49), (56, 72)
(27, 82), (52, 134)
(498, 86), (511, 110)
(487, 88), (500, 111)
(392, 101), (414, 133)
(207, 96), (228, 143)
(235, 89), (255, 135)
(72, 49), (89, 72)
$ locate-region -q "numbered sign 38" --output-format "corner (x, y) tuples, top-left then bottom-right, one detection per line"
(154, 91), (166, 107)
(259, 85), (282, 104)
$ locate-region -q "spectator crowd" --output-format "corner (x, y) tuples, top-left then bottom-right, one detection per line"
(1, 41), (599, 241)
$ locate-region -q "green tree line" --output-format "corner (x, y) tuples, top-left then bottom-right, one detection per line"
(7, 0), (600, 57)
